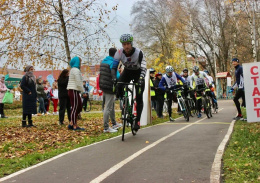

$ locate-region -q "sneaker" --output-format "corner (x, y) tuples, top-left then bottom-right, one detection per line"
(134, 122), (140, 130)
(197, 113), (202, 118)
(73, 127), (85, 131)
(46, 112), (50, 115)
(68, 124), (73, 130)
(112, 123), (122, 129)
(103, 127), (118, 133)
(169, 117), (175, 122)
(233, 115), (243, 120)
(41, 113), (45, 116)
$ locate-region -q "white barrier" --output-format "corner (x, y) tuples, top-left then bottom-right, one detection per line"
(140, 70), (151, 126)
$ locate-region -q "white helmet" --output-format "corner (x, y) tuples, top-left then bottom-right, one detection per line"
(165, 65), (174, 72)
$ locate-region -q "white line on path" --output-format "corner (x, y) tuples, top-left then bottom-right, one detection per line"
(90, 116), (209, 183)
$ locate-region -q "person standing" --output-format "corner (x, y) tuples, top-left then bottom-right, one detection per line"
(67, 56), (85, 131)
(150, 68), (156, 110)
(100, 48), (122, 133)
(20, 65), (37, 127)
(229, 58), (245, 120)
(36, 77), (47, 115)
(0, 75), (8, 118)
(82, 80), (89, 112)
(153, 72), (164, 118)
(50, 81), (59, 115)
(58, 69), (71, 125)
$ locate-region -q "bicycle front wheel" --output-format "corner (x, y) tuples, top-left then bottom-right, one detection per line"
(85, 99), (91, 112)
(180, 99), (189, 122)
(202, 98), (210, 118)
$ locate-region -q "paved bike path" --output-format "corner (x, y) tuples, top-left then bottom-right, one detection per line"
(1, 100), (235, 183)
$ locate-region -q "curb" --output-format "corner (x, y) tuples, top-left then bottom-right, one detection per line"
(210, 120), (236, 183)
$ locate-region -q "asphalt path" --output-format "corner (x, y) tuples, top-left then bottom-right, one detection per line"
(1, 100), (236, 183)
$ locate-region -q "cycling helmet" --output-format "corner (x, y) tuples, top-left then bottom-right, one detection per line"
(183, 68), (188, 73)
(150, 68), (155, 73)
(193, 66), (199, 72)
(165, 66), (174, 72)
(204, 69), (209, 74)
(120, 34), (133, 43)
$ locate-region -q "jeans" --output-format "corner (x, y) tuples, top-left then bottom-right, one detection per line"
(38, 97), (46, 114)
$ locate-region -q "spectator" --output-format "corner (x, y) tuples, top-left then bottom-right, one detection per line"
(229, 58), (245, 120)
(20, 65), (37, 127)
(50, 80), (59, 115)
(150, 68), (156, 110)
(154, 72), (164, 118)
(67, 56), (85, 131)
(100, 48), (122, 133)
(44, 81), (51, 114)
(0, 75), (8, 118)
(36, 77), (47, 115)
(58, 69), (71, 125)
(82, 80), (89, 112)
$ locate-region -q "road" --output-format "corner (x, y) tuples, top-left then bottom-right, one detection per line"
(0, 100), (235, 183)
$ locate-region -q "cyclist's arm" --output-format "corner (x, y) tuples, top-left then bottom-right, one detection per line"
(159, 77), (167, 91)
(176, 73), (186, 84)
(190, 76), (195, 89)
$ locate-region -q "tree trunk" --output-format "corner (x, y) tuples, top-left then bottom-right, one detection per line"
(58, 0), (71, 63)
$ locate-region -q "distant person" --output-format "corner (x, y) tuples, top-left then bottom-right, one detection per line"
(50, 80), (59, 115)
(20, 65), (37, 127)
(67, 56), (85, 131)
(58, 69), (71, 125)
(229, 58), (245, 120)
(150, 68), (156, 110)
(82, 80), (89, 112)
(44, 81), (51, 115)
(36, 76), (47, 115)
(0, 75), (8, 118)
(100, 48), (122, 133)
(153, 72), (164, 118)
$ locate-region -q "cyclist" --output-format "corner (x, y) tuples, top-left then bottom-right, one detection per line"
(112, 34), (146, 132)
(159, 66), (185, 121)
(190, 66), (212, 118)
(204, 69), (218, 109)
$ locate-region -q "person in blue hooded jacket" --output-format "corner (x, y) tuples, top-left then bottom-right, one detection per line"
(99, 48), (122, 133)
(67, 56), (85, 131)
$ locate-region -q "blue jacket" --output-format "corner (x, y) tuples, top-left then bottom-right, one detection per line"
(232, 65), (244, 89)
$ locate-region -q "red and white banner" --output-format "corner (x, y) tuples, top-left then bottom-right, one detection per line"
(243, 62), (260, 122)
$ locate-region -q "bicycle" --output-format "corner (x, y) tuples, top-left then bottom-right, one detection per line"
(171, 86), (189, 122)
(196, 87), (212, 118)
(116, 81), (140, 141)
(185, 89), (197, 117)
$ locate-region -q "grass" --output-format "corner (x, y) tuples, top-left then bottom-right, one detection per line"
(0, 100), (174, 178)
(222, 109), (260, 183)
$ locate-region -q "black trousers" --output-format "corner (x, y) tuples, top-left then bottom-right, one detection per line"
(166, 92), (177, 117)
(156, 95), (164, 117)
(59, 97), (71, 123)
(0, 103), (4, 116)
(117, 69), (145, 123)
(82, 97), (88, 111)
(233, 89), (245, 115)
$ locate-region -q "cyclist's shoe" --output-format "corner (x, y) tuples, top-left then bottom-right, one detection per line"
(233, 115), (243, 121)
(103, 127), (118, 133)
(112, 122), (123, 129)
(169, 117), (175, 122)
(197, 113), (202, 118)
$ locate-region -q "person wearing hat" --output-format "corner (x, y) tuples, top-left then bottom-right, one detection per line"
(150, 68), (156, 111)
(154, 72), (164, 118)
(229, 58), (245, 120)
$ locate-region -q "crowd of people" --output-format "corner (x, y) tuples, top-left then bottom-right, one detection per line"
(0, 33), (246, 132)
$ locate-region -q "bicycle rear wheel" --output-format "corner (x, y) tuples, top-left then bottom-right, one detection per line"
(85, 99), (91, 112)
(122, 97), (128, 141)
(207, 97), (212, 117)
(180, 99), (189, 122)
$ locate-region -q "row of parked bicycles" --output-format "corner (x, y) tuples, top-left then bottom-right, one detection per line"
(117, 82), (218, 141)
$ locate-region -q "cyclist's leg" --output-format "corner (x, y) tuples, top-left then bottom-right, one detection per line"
(167, 92), (173, 118)
(117, 69), (131, 99)
(133, 69), (144, 130)
(196, 91), (202, 117)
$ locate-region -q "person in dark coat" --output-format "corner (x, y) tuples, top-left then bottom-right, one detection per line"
(57, 69), (71, 125)
(20, 65), (37, 127)
(154, 72), (165, 118)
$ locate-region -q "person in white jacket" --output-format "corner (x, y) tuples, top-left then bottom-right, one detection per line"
(67, 56), (84, 131)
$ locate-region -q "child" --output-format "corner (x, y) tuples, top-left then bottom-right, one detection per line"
(50, 81), (59, 115)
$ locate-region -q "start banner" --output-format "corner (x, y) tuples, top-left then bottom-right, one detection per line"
(243, 62), (260, 122)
